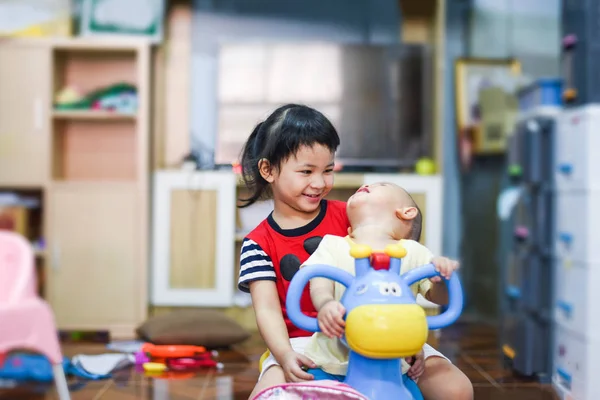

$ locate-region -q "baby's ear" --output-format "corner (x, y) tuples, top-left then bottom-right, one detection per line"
(395, 207), (418, 221)
(347, 226), (353, 235)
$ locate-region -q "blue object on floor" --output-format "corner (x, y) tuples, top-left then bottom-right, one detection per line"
(0, 353), (111, 382)
(65, 362), (111, 380)
(0, 354), (60, 382)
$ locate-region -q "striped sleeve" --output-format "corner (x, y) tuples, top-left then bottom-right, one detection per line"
(237, 238), (276, 293)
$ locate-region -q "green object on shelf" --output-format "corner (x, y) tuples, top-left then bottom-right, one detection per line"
(54, 98), (93, 111)
(508, 164), (522, 177)
(415, 157), (437, 175)
(54, 82), (137, 111)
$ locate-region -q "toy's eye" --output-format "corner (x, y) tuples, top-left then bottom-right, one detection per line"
(389, 282), (402, 296)
(356, 284), (368, 295)
(379, 283), (391, 295)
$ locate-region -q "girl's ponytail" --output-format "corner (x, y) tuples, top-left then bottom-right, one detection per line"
(238, 122), (269, 208)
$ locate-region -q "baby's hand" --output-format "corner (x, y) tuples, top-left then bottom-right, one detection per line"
(430, 256), (459, 283)
(405, 350), (425, 380)
(317, 300), (346, 338)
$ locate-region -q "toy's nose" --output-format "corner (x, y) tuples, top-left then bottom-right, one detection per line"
(370, 253), (390, 270)
(344, 304), (427, 359)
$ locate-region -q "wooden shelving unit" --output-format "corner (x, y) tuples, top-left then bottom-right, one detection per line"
(399, 0), (446, 171)
(48, 39), (150, 338)
(0, 37), (151, 339)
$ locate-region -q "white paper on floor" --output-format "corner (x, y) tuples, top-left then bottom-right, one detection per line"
(72, 353), (135, 376)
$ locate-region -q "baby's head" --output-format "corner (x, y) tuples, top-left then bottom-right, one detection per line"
(346, 182), (422, 241)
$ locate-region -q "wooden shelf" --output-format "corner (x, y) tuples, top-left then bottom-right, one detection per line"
(51, 119), (137, 181)
(49, 181), (136, 190)
(2, 36), (152, 52)
(53, 48), (137, 99)
(52, 110), (137, 120)
(51, 37), (152, 52)
(50, 44), (140, 184)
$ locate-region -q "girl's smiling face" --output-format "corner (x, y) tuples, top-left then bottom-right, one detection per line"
(261, 144), (335, 217)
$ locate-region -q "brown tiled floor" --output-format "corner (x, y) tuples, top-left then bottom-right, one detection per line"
(0, 322), (558, 399)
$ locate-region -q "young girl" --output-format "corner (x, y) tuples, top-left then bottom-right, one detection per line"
(237, 104), (350, 397)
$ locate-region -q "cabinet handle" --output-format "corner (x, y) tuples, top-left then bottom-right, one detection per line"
(557, 163), (573, 175)
(514, 226), (529, 240)
(51, 243), (61, 270)
(33, 97), (43, 132)
(506, 285), (521, 299)
(558, 232), (573, 244)
(556, 300), (572, 318)
(556, 367), (572, 389)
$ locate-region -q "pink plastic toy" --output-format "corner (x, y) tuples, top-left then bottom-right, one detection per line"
(0, 231), (71, 399)
(134, 351), (150, 365)
(253, 380), (368, 400)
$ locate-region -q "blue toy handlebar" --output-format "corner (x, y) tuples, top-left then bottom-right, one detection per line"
(286, 263), (463, 333)
(286, 264), (353, 333)
(402, 263), (464, 329)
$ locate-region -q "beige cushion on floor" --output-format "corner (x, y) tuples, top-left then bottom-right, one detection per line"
(136, 309), (251, 348)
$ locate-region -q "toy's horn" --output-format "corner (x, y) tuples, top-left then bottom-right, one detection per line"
(384, 244), (407, 275)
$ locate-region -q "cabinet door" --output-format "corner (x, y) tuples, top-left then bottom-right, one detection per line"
(151, 171), (236, 307)
(47, 183), (144, 337)
(0, 42), (50, 186)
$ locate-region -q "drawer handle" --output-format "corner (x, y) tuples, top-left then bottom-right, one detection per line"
(557, 300), (573, 318)
(557, 163), (573, 175)
(556, 367), (572, 387)
(559, 232), (573, 244)
(514, 226), (529, 240)
(506, 285), (521, 299)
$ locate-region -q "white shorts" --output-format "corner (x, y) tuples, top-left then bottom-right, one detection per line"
(259, 337), (311, 381)
(258, 337), (451, 381)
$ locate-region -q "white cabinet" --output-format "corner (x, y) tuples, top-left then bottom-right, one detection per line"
(555, 106), (600, 192)
(553, 105), (600, 400)
(151, 170), (236, 307)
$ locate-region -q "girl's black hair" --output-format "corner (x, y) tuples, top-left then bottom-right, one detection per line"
(238, 104), (340, 208)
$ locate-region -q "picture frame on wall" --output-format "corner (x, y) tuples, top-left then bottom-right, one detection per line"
(79, 0), (165, 43)
(455, 58), (521, 159)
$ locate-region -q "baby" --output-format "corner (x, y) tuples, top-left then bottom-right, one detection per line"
(301, 182), (474, 400)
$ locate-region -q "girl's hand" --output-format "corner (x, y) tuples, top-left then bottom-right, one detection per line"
(430, 256), (459, 283)
(405, 350), (425, 380)
(317, 300), (346, 338)
(280, 351), (317, 382)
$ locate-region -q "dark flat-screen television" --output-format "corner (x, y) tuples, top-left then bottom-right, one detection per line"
(215, 42), (432, 169)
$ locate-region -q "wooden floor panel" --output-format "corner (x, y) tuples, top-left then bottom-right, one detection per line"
(0, 322), (559, 399)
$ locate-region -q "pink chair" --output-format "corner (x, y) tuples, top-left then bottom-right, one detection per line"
(0, 230), (70, 399)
